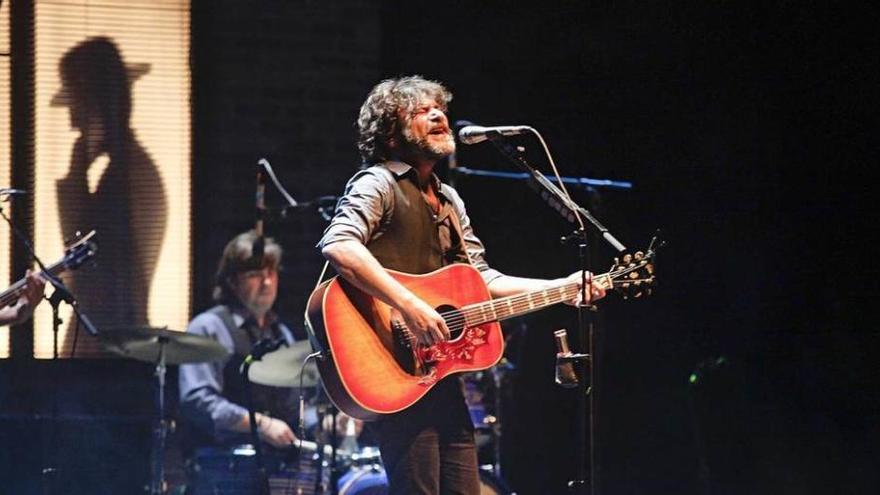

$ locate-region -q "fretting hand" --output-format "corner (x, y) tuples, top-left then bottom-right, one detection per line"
(562, 270), (606, 307)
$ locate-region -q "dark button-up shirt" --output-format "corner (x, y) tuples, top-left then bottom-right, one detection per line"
(319, 161), (503, 285)
(178, 305), (295, 443)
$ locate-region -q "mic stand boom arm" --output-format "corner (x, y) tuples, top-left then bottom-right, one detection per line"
(484, 133), (627, 253)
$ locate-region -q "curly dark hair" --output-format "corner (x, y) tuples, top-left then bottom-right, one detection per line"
(356, 75), (452, 165)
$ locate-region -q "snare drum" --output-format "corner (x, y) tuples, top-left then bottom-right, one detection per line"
(337, 466), (388, 495)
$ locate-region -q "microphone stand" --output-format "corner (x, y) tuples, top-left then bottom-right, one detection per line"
(481, 133), (626, 495)
(239, 337), (285, 495)
(256, 158), (339, 222)
(0, 202), (100, 495)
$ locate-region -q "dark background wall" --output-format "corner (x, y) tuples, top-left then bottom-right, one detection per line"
(2, 1), (877, 494)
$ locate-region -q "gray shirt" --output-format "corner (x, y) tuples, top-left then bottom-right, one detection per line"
(178, 306), (295, 437)
(319, 161), (503, 285)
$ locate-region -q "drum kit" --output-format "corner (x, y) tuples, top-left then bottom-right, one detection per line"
(100, 327), (513, 495)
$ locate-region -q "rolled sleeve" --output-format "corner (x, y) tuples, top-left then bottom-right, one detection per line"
(319, 168), (394, 249)
(178, 313), (247, 432)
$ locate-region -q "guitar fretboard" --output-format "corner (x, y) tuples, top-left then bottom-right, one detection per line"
(0, 263), (65, 308)
(441, 273), (613, 333)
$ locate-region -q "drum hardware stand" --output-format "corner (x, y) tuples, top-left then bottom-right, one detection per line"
(485, 358), (514, 478)
(1, 201), (100, 495)
(239, 337), (286, 495)
(41, 273), (98, 495)
(149, 335), (171, 495)
(479, 130), (629, 495)
(313, 399), (345, 495)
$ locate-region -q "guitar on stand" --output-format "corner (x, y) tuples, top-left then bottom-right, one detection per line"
(305, 241), (657, 422)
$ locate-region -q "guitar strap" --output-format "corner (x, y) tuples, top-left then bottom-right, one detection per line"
(304, 165), (471, 351)
(304, 260), (332, 356)
(444, 198), (471, 267)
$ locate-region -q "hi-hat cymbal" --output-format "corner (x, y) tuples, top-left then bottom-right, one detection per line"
(248, 340), (320, 388)
(100, 327), (229, 364)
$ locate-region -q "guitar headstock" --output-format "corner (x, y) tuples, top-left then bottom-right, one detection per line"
(63, 230), (98, 270)
(607, 233), (663, 299)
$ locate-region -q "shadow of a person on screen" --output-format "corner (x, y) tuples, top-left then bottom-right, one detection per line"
(53, 37), (167, 355)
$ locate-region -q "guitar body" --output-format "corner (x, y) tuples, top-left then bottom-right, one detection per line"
(306, 264), (504, 421)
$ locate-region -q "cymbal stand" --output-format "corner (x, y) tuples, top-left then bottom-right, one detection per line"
(313, 400), (341, 495)
(149, 336), (170, 495)
(40, 289), (64, 495)
(239, 358), (270, 495)
(239, 337), (286, 495)
(1, 201), (99, 495)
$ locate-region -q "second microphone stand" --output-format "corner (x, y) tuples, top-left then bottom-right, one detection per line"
(481, 132), (626, 495)
(0, 204), (100, 495)
(239, 337), (286, 495)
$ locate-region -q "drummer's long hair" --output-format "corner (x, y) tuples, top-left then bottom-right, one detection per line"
(212, 230), (282, 303)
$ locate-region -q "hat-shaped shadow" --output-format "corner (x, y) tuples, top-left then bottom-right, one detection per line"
(54, 37), (167, 356)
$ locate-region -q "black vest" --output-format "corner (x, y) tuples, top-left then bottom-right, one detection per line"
(365, 166), (467, 274)
(211, 305), (297, 426)
(364, 165), (474, 429)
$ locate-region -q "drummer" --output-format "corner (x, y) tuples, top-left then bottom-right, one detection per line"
(178, 230), (301, 451)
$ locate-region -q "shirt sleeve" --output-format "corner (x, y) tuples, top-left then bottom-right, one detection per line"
(178, 313), (248, 433)
(318, 168), (394, 248)
(443, 184), (505, 285)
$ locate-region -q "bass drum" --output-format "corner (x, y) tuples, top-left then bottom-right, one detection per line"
(188, 444), (321, 495)
(336, 466), (511, 495)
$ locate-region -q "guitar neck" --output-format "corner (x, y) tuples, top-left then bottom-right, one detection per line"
(447, 273), (613, 328)
(0, 262), (66, 308)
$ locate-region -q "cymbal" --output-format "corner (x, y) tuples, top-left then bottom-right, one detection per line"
(248, 340), (320, 388)
(100, 327), (229, 364)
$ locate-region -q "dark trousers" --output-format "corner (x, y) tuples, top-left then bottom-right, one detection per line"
(378, 378), (480, 495)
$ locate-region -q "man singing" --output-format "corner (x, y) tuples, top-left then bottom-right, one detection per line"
(319, 75), (606, 494)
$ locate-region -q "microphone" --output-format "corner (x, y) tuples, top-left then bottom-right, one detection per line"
(253, 159), (267, 260)
(247, 336), (286, 362)
(0, 188), (27, 197)
(554, 329), (579, 389)
(458, 124), (531, 145)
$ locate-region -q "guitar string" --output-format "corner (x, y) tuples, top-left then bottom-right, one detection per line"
(401, 277), (648, 343)
(399, 262), (651, 343)
(440, 264), (641, 327)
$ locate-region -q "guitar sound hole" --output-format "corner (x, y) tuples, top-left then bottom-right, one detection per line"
(436, 304), (463, 340)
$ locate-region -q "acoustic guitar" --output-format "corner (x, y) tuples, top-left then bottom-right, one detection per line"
(306, 243), (657, 421)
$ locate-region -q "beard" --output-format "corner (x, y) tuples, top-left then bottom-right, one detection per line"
(401, 126), (456, 161)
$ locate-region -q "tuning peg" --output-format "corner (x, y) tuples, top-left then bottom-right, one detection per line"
(63, 231), (80, 247)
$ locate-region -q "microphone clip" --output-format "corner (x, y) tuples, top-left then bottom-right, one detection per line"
(554, 329), (590, 389)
